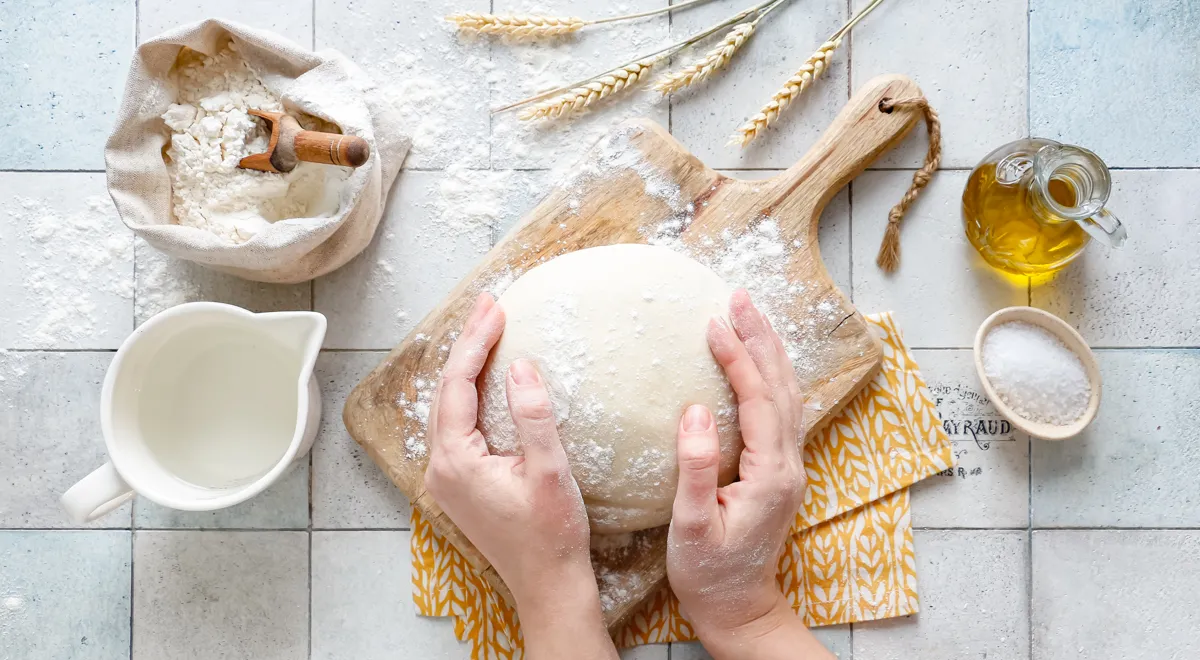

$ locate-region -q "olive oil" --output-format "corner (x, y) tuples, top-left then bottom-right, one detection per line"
(962, 138), (1126, 276)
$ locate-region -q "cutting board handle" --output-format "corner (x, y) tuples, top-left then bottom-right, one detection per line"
(768, 74), (924, 226)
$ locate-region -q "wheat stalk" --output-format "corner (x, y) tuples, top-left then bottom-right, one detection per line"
(729, 38), (842, 147)
(446, 13), (585, 38)
(446, 0), (716, 38)
(518, 59), (659, 120)
(654, 22), (757, 95)
(730, 0), (888, 147)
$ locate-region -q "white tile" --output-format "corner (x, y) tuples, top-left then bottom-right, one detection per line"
(314, 171), (492, 349)
(851, 0), (1028, 169)
(671, 625), (851, 659)
(854, 530), (1029, 660)
(134, 460), (309, 529)
(134, 239), (311, 326)
(1031, 170), (1200, 347)
(0, 351), (131, 528)
(851, 170), (1029, 348)
(0, 0), (134, 169)
(488, 169), (556, 243)
(1032, 349), (1200, 527)
(489, 0), (670, 170)
(311, 530), (465, 660)
(721, 170), (851, 296)
(0, 531), (131, 660)
(910, 349), (1030, 529)
(0, 174), (133, 350)
(669, 0), (848, 170)
(620, 643), (668, 660)
(1031, 0), (1200, 167)
(315, 0), (490, 169)
(1033, 530), (1200, 659)
(139, 0), (314, 46)
(133, 531), (308, 660)
(312, 352), (410, 529)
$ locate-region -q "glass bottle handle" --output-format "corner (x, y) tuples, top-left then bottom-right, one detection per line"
(1074, 208), (1127, 248)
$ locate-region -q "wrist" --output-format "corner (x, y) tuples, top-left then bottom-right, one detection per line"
(693, 593), (792, 655)
(511, 557), (603, 627)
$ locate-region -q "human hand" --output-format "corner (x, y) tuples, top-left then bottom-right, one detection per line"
(424, 293), (616, 659)
(667, 289), (829, 658)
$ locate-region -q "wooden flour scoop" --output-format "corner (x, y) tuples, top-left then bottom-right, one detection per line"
(343, 74), (931, 635)
(239, 109), (370, 173)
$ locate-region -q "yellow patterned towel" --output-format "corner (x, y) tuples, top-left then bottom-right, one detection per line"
(412, 312), (955, 656)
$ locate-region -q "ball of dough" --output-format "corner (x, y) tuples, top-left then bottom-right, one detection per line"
(478, 244), (741, 533)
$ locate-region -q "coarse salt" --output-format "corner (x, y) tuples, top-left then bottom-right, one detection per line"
(981, 321), (1090, 426)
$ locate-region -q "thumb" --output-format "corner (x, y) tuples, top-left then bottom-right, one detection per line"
(671, 405), (721, 537)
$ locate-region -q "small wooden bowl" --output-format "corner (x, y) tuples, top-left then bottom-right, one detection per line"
(973, 306), (1102, 441)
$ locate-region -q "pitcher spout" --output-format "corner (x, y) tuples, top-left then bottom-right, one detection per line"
(255, 311), (327, 371)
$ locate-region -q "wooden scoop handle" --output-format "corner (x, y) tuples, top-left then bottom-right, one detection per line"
(240, 109), (370, 173)
(293, 129), (370, 168)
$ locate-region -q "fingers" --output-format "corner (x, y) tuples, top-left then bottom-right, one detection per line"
(671, 405), (721, 538)
(730, 290), (798, 437)
(505, 359), (569, 478)
(432, 293), (506, 458)
(707, 312), (780, 455)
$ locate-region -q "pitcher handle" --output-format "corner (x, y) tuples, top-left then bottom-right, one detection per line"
(61, 462), (135, 524)
(1075, 208), (1127, 248)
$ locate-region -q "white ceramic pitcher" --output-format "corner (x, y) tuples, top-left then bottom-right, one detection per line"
(61, 303), (326, 523)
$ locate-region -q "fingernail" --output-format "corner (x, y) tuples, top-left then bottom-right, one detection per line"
(683, 404), (713, 432)
(509, 359), (540, 385)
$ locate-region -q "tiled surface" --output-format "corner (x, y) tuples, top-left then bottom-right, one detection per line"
(1031, 170), (1200, 347)
(311, 352), (410, 529)
(138, 0), (315, 46)
(0, 531), (132, 660)
(0, 0), (134, 170)
(3, 1), (1200, 659)
(852, 0), (1028, 169)
(910, 349), (1030, 529)
(1032, 350), (1200, 528)
(853, 530), (1030, 660)
(311, 531), (461, 659)
(0, 173), (133, 350)
(1031, 0), (1200, 168)
(133, 531), (309, 660)
(1032, 530), (1200, 659)
(671, 625), (852, 659)
(0, 352), (131, 528)
(851, 170), (1028, 348)
(314, 170), (493, 349)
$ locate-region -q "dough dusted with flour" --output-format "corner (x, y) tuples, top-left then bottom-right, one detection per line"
(478, 244), (741, 533)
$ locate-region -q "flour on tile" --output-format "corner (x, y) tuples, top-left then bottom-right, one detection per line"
(7, 196), (132, 348)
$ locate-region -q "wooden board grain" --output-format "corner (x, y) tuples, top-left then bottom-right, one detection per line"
(343, 74), (924, 633)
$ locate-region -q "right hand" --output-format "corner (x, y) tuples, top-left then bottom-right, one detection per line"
(666, 289), (810, 646)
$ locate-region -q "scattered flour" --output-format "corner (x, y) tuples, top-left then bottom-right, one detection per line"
(162, 43), (347, 243)
(6, 195), (132, 348)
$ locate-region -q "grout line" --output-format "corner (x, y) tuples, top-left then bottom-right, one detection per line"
(311, 0), (317, 50)
(129, 528), (136, 660)
(307, 451), (314, 659)
(16, 526), (1200, 533)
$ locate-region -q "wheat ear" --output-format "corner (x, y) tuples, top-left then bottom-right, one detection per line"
(729, 38), (842, 147)
(446, 13), (585, 38)
(518, 59), (659, 120)
(654, 22), (756, 95)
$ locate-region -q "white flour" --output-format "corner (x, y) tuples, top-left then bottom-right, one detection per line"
(7, 195), (133, 348)
(163, 43), (346, 243)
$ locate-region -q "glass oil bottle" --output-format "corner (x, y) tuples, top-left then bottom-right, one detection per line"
(962, 139), (1127, 275)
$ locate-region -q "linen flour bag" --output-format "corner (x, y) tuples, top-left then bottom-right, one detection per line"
(105, 19), (410, 283)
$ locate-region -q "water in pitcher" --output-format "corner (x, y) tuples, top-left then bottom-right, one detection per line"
(137, 326), (300, 489)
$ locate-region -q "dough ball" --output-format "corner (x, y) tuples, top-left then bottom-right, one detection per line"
(478, 244), (741, 533)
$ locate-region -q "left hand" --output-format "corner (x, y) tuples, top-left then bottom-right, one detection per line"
(424, 293), (614, 660)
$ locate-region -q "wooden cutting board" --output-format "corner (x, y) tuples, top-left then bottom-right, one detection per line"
(343, 74), (923, 633)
